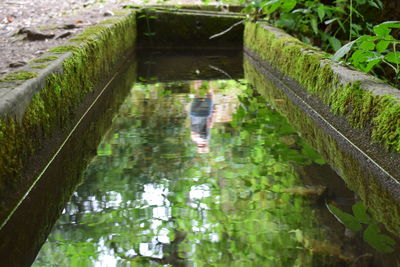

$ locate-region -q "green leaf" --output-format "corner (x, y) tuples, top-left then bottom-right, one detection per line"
(363, 224), (395, 253)
(385, 52), (400, 64)
(369, 1), (380, 9)
(359, 40), (375, 50)
(265, 1), (282, 14)
(311, 18), (318, 35)
(328, 36), (342, 51)
(350, 49), (369, 64)
(373, 21), (400, 37)
(281, 0), (297, 12)
(317, 5), (325, 21)
(241, 5), (255, 14)
(352, 202), (371, 224)
(373, 26), (391, 37)
(376, 40), (390, 52)
(327, 204), (362, 232)
(355, 0), (366, 4)
(364, 58), (381, 72)
(332, 40), (357, 61)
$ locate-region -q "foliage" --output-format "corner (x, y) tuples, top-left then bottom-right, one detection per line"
(238, 0), (382, 52)
(327, 201), (396, 253)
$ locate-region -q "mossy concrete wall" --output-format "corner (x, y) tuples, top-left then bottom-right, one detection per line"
(244, 22), (400, 234)
(0, 59), (138, 267)
(244, 22), (400, 153)
(0, 11), (137, 224)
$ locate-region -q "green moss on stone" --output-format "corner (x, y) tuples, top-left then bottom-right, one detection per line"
(37, 25), (58, 31)
(31, 56), (58, 63)
(0, 11), (137, 220)
(48, 45), (77, 53)
(372, 99), (400, 151)
(112, 9), (130, 16)
(244, 22), (400, 152)
(0, 71), (38, 82)
(99, 19), (120, 25)
(244, 22), (334, 98)
(68, 25), (108, 43)
(329, 81), (387, 128)
(31, 64), (48, 69)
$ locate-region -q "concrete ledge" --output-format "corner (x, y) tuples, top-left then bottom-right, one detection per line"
(0, 11), (137, 221)
(244, 22), (400, 234)
(0, 53), (71, 119)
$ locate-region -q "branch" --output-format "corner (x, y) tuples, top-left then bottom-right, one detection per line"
(209, 19), (245, 40)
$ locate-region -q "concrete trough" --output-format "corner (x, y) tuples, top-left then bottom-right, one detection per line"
(0, 6), (400, 257)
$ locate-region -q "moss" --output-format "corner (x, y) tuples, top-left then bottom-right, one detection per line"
(68, 25), (107, 43)
(0, 71), (38, 82)
(99, 19), (120, 25)
(0, 11), (137, 221)
(328, 82), (386, 128)
(244, 22), (400, 152)
(48, 45), (77, 53)
(112, 9), (130, 16)
(37, 25), (58, 30)
(31, 64), (48, 69)
(372, 98), (400, 151)
(31, 56), (58, 63)
(244, 56), (400, 236)
(244, 22), (334, 98)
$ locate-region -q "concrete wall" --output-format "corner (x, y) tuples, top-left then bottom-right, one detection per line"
(0, 11), (137, 227)
(244, 22), (400, 234)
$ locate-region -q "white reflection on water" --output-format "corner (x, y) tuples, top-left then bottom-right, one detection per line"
(142, 183), (169, 206)
(189, 184), (211, 200)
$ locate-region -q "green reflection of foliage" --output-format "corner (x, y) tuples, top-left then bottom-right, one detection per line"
(327, 201), (396, 253)
(34, 80), (339, 266)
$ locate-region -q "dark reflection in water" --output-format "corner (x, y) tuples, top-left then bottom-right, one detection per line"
(34, 80), (398, 266)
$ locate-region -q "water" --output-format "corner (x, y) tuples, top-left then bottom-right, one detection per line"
(31, 76), (396, 266)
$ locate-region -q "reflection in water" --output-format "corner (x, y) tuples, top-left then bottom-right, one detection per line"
(34, 80), (394, 266)
(189, 80), (215, 154)
(189, 80), (238, 154)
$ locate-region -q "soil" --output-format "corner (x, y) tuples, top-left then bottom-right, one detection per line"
(0, 0), (204, 79)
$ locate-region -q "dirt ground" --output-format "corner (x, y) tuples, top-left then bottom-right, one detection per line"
(0, 0), (206, 78)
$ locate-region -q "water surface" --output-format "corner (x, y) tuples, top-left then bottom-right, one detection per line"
(33, 79), (386, 266)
